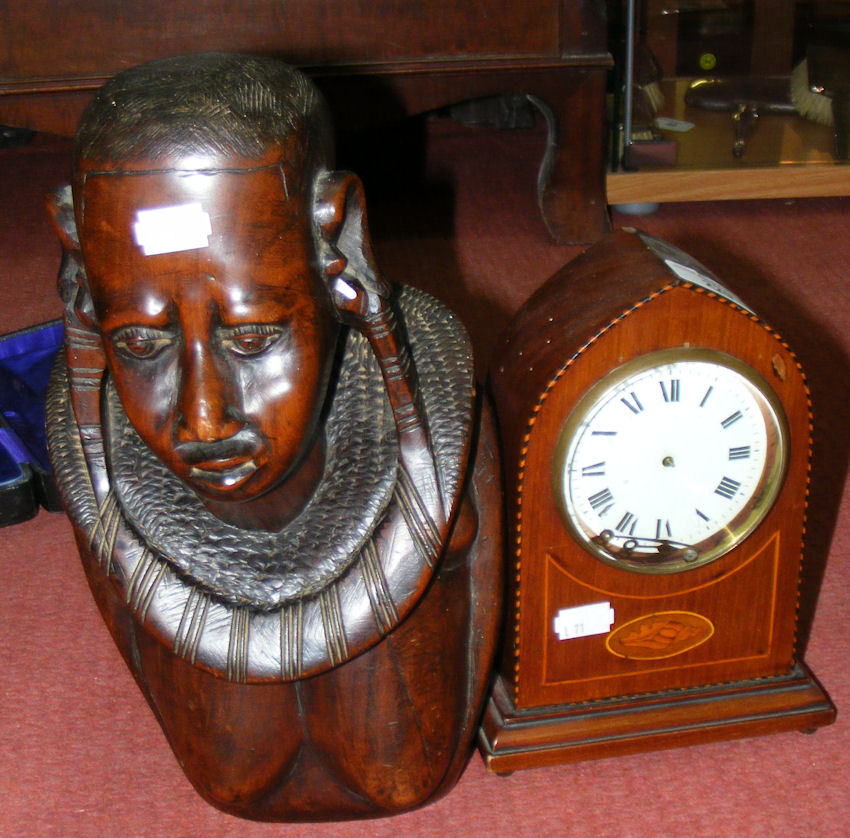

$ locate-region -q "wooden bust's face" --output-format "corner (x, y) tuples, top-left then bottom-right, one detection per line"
(78, 160), (338, 507)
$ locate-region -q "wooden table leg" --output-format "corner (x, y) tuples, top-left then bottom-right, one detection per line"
(529, 68), (611, 244)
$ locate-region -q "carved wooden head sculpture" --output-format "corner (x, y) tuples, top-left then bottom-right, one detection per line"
(52, 54), (368, 530)
(45, 54), (501, 821)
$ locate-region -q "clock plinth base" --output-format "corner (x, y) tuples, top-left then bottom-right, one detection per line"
(479, 662), (835, 774)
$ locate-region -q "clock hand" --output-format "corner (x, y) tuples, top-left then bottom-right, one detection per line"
(592, 530), (697, 561)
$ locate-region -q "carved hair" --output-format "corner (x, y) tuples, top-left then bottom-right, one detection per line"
(74, 52), (333, 171)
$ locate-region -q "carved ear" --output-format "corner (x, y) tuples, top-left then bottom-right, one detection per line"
(313, 171), (391, 320)
(46, 184), (98, 329)
(45, 184), (81, 255)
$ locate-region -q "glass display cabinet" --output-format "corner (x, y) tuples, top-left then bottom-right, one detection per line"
(608, 0), (850, 205)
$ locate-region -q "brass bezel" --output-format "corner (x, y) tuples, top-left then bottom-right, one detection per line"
(552, 348), (789, 574)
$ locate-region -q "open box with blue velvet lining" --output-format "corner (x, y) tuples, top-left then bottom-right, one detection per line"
(0, 319), (64, 526)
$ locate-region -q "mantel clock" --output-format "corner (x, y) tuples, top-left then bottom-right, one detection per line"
(480, 229), (835, 772)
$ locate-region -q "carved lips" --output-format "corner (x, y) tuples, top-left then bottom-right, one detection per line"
(175, 428), (263, 490)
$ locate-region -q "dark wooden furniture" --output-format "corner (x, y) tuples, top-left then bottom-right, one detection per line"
(0, 0), (611, 244)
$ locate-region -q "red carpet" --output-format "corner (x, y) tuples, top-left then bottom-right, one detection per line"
(1, 121), (847, 836)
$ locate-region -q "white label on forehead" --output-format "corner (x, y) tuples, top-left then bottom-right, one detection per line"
(132, 203), (212, 256)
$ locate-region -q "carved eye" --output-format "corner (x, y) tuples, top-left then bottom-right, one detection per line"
(111, 328), (174, 360)
(221, 326), (284, 357)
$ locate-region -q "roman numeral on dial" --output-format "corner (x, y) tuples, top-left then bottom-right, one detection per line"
(721, 410), (743, 429)
(588, 488), (614, 513)
(616, 511), (637, 535)
(581, 462), (606, 477)
(714, 476), (741, 500)
(660, 379), (680, 402)
(656, 519), (672, 539)
(620, 392), (644, 414)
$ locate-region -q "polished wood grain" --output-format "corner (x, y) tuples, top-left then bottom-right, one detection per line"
(2, 0), (562, 76)
(608, 165), (850, 205)
(67, 404), (503, 819)
(0, 0), (611, 243)
(511, 286), (809, 705)
(45, 55), (504, 820)
(482, 229), (835, 770)
(480, 661), (835, 773)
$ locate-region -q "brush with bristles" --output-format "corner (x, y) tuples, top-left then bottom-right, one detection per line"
(790, 60), (834, 125)
(790, 43), (849, 160)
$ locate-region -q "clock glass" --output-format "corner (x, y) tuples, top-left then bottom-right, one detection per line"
(554, 348), (789, 573)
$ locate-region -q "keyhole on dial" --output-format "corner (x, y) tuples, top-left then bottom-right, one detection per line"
(662, 456), (675, 468)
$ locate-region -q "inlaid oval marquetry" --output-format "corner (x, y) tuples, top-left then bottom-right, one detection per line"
(605, 611), (714, 660)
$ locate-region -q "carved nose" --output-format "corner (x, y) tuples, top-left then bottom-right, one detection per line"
(176, 342), (243, 444)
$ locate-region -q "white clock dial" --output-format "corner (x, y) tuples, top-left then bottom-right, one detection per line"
(554, 349), (788, 573)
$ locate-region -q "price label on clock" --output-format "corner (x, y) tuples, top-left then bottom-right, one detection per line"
(553, 602), (615, 640)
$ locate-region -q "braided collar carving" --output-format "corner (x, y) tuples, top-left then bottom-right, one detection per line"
(49, 286), (474, 681)
(105, 325), (398, 609)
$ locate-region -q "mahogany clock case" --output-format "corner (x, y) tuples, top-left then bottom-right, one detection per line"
(481, 229), (836, 772)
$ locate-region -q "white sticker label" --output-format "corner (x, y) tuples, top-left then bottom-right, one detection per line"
(133, 203), (213, 256)
(553, 602), (615, 641)
(662, 259), (751, 311)
(654, 116), (695, 133)
(637, 232), (752, 312)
